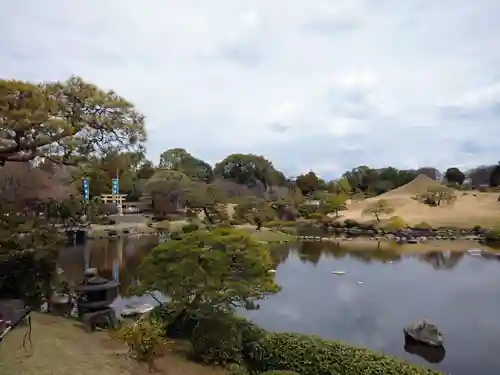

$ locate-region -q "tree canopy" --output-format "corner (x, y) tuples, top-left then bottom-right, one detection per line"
(445, 167), (466, 185)
(0, 76), (147, 302)
(214, 153), (284, 190)
(362, 199), (394, 223)
(134, 228), (280, 317)
(159, 148), (213, 182)
(0, 76), (146, 165)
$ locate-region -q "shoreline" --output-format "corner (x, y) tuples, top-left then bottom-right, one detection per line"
(298, 237), (494, 253)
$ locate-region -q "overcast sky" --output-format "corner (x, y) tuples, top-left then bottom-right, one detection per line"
(1, 0), (499, 178)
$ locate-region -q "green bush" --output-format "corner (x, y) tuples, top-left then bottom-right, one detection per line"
(309, 212), (324, 220)
(227, 363), (250, 375)
(383, 216), (407, 231)
(358, 222), (376, 231)
(170, 231), (183, 240)
(182, 222), (199, 233)
(485, 228), (500, 243)
(298, 204), (320, 219)
(192, 316), (244, 365)
(151, 307), (440, 375)
(343, 219), (359, 228)
(245, 332), (441, 375)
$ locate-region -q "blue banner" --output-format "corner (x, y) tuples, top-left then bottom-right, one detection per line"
(112, 178), (119, 195)
(83, 178), (89, 202)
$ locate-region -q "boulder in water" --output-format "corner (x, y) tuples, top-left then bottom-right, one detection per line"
(403, 319), (444, 346)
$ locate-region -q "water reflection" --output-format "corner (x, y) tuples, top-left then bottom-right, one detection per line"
(58, 236), (159, 294)
(58, 237), (500, 375)
(404, 336), (446, 364)
(248, 243), (500, 375)
(273, 241), (473, 270)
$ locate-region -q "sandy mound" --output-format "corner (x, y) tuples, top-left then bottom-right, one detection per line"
(340, 175), (500, 227)
(380, 174), (443, 197)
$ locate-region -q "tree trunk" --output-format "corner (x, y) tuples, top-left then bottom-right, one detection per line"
(203, 207), (214, 224)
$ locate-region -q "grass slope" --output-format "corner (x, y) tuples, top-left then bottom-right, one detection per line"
(0, 313), (227, 375)
(343, 175), (500, 228)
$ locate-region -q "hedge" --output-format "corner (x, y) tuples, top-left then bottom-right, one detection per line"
(151, 306), (442, 375)
(244, 332), (442, 375)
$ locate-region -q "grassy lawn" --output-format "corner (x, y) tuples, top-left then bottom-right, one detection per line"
(235, 225), (295, 243)
(0, 313), (227, 375)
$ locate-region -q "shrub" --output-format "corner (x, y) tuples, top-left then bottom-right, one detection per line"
(383, 216), (407, 231)
(245, 332), (441, 375)
(227, 363), (250, 375)
(414, 221), (432, 229)
(151, 307), (440, 375)
(182, 222), (199, 233)
(308, 212), (324, 220)
(330, 220), (342, 228)
(170, 231), (183, 240)
(113, 318), (168, 370)
(485, 228), (500, 243)
(343, 219), (359, 228)
(358, 222), (376, 231)
(191, 316), (245, 365)
(472, 225), (482, 232)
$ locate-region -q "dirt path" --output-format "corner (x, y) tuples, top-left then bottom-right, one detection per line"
(0, 313), (227, 375)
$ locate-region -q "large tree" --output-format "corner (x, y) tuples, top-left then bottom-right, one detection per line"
(444, 167), (466, 186)
(377, 167), (416, 189)
(0, 76), (145, 165)
(214, 153), (283, 191)
(342, 166), (377, 192)
(135, 228), (280, 317)
(159, 148), (213, 182)
(0, 76), (146, 302)
(295, 171), (324, 196)
(184, 181), (228, 224)
(490, 162), (500, 187)
(144, 170), (191, 215)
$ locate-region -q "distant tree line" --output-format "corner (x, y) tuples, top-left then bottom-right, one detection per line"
(36, 146), (500, 213)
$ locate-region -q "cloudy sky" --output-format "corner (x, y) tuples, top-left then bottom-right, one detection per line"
(1, 0), (499, 178)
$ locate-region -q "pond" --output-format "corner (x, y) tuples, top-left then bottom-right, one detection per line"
(59, 237), (500, 375)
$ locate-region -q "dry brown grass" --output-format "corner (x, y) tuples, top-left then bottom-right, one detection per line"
(0, 313), (227, 375)
(341, 175), (500, 228)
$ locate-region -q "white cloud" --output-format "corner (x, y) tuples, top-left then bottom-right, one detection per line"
(1, 0), (500, 178)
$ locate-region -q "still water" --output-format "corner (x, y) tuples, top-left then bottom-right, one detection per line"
(59, 237), (500, 375)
